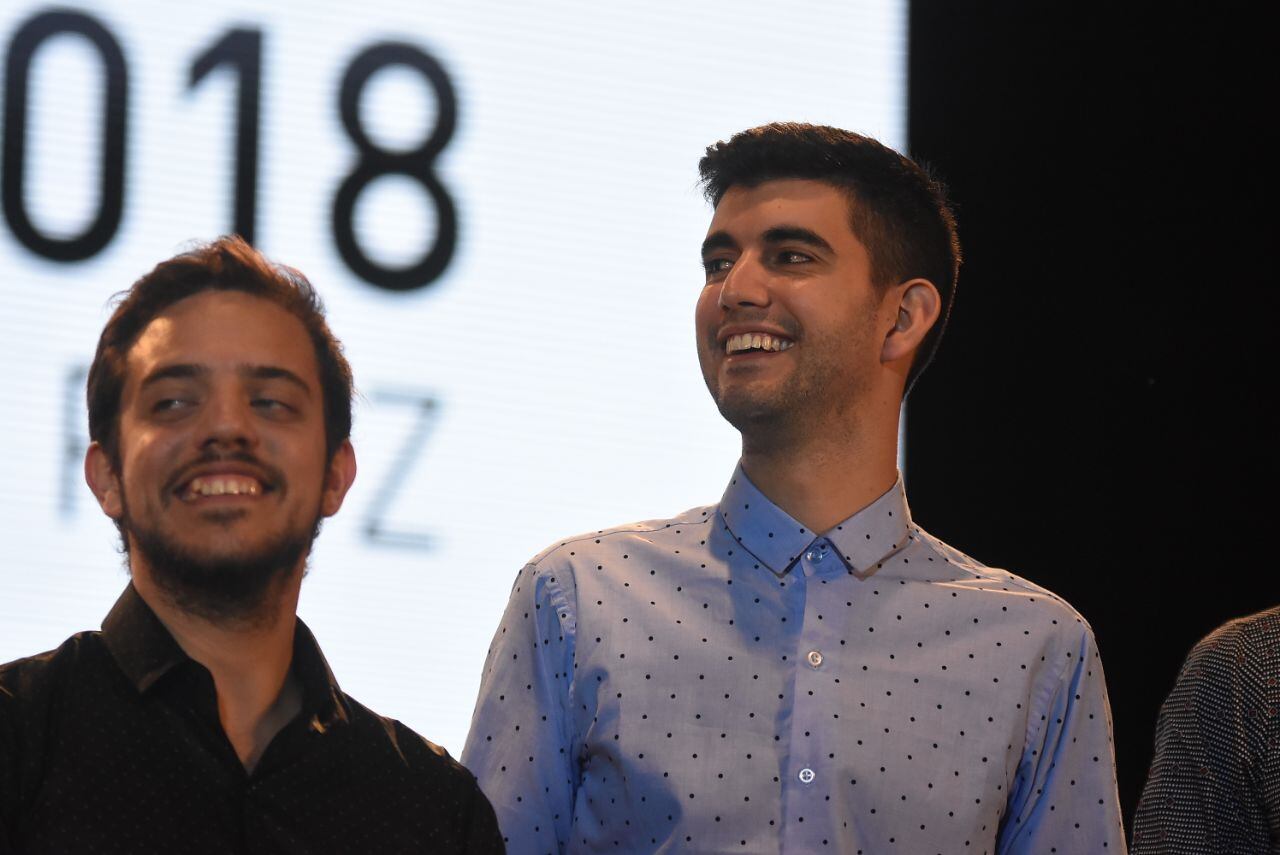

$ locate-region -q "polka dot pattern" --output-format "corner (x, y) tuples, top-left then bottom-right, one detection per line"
(463, 466), (1125, 853)
(0, 586), (504, 853)
(1131, 605), (1280, 853)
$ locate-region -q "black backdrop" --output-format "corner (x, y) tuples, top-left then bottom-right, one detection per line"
(906, 2), (1277, 827)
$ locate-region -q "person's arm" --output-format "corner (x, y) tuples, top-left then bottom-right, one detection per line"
(1130, 642), (1222, 852)
(461, 771), (507, 854)
(1130, 621), (1272, 853)
(997, 622), (1126, 854)
(462, 562), (578, 855)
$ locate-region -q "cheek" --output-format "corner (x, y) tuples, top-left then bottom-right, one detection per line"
(796, 286), (876, 333)
(117, 430), (181, 495)
(275, 434), (331, 491)
(694, 289), (720, 341)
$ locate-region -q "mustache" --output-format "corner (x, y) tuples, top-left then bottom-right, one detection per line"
(162, 450), (285, 494)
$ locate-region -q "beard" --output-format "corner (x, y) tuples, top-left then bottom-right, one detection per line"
(711, 353), (852, 451)
(701, 313), (879, 454)
(121, 496), (322, 626)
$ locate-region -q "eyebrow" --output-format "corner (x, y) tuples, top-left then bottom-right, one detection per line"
(247, 366), (313, 397)
(139, 364), (313, 397)
(700, 225), (835, 260)
(700, 231), (739, 259)
(761, 226), (834, 254)
(139, 364), (205, 389)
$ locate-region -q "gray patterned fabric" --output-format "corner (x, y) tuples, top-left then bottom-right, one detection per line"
(1132, 605), (1280, 853)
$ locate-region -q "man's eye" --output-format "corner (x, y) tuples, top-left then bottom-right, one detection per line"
(153, 398), (188, 412)
(253, 397), (302, 416)
(779, 251), (811, 264)
(703, 258), (733, 275)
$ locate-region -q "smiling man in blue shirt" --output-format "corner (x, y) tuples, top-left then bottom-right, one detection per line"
(463, 124), (1125, 853)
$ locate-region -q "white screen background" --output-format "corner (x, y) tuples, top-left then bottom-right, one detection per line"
(0, 0), (905, 753)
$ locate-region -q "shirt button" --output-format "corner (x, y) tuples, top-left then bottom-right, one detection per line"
(807, 650), (824, 668)
(798, 767), (816, 784)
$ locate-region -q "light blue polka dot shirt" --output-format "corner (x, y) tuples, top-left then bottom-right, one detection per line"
(463, 465), (1125, 854)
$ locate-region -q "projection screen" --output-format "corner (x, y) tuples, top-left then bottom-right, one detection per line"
(0, 0), (906, 752)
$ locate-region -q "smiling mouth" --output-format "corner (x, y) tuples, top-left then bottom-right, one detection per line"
(178, 475), (269, 502)
(725, 332), (794, 355)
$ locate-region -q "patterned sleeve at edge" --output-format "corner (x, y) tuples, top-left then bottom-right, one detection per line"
(462, 563), (578, 855)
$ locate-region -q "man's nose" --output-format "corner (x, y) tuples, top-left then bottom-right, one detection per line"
(718, 254), (772, 310)
(199, 391), (258, 449)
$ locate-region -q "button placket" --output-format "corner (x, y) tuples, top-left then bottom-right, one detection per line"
(783, 550), (846, 845)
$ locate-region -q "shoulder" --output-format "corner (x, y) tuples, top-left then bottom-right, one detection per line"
(1178, 605), (1280, 690)
(910, 526), (1098, 643)
(341, 694), (485, 791)
(1188, 605), (1280, 660)
(522, 503), (719, 575)
(332, 698), (502, 845)
(1, 633), (107, 802)
(498, 505), (718, 630)
(1, 632), (105, 713)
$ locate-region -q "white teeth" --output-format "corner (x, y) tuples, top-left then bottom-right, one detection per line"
(186, 476), (263, 498)
(725, 333), (794, 354)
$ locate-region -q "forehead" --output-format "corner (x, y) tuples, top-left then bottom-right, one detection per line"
(707, 179), (856, 238)
(125, 290), (318, 384)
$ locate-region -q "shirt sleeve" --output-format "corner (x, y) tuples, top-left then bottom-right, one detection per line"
(997, 622), (1126, 854)
(462, 562), (578, 855)
(1130, 623), (1273, 853)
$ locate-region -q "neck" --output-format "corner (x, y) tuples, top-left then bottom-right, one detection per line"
(131, 564), (304, 773)
(739, 400), (901, 535)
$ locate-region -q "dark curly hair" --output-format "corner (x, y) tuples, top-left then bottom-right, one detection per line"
(699, 123), (961, 391)
(87, 235), (354, 469)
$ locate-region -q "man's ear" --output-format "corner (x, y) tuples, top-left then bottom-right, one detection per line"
(882, 278), (941, 365)
(85, 442), (124, 520)
(320, 439), (358, 518)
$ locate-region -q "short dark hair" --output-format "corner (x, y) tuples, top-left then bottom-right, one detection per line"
(698, 123), (961, 391)
(87, 236), (354, 468)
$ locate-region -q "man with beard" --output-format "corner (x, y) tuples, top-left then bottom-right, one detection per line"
(0, 237), (502, 853)
(462, 124), (1124, 853)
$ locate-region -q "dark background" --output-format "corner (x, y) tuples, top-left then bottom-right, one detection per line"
(905, 1), (1277, 828)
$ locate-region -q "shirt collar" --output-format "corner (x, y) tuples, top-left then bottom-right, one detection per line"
(101, 584), (350, 730)
(101, 583), (186, 693)
(717, 463), (912, 579)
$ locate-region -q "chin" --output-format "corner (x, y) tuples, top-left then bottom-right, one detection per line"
(715, 393), (787, 433)
(124, 513), (319, 623)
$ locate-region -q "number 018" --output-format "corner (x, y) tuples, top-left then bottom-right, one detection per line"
(2, 10), (458, 292)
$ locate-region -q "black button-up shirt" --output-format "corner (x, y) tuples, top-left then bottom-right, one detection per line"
(0, 586), (503, 854)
